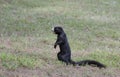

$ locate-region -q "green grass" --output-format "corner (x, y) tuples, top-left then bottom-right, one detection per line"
(74, 51), (120, 68)
(0, 52), (43, 70)
(0, 0), (120, 76)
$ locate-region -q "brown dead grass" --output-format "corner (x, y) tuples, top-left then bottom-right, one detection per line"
(1, 66), (120, 77)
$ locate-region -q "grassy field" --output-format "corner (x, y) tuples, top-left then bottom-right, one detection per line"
(0, 0), (120, 77)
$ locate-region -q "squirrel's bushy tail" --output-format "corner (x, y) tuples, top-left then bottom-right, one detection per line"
(70, 60), (106, 68)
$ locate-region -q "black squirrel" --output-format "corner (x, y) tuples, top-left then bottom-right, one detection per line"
(52, 26), (106, 68)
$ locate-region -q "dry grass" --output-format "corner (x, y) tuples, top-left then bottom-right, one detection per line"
(0, 0), (120, 77)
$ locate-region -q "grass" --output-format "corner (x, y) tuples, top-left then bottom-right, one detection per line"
(75, 51), (120, 67)
(0, 0), (120, 77)
(0, 52), (42, 70)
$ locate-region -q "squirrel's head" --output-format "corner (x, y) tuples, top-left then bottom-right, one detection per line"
(52, 26), (64, 34)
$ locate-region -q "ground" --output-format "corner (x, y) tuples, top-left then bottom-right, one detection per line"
(0, 0), (120, 77)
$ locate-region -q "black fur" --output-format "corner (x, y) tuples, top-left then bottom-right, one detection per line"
(52, 26), (106, 68)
